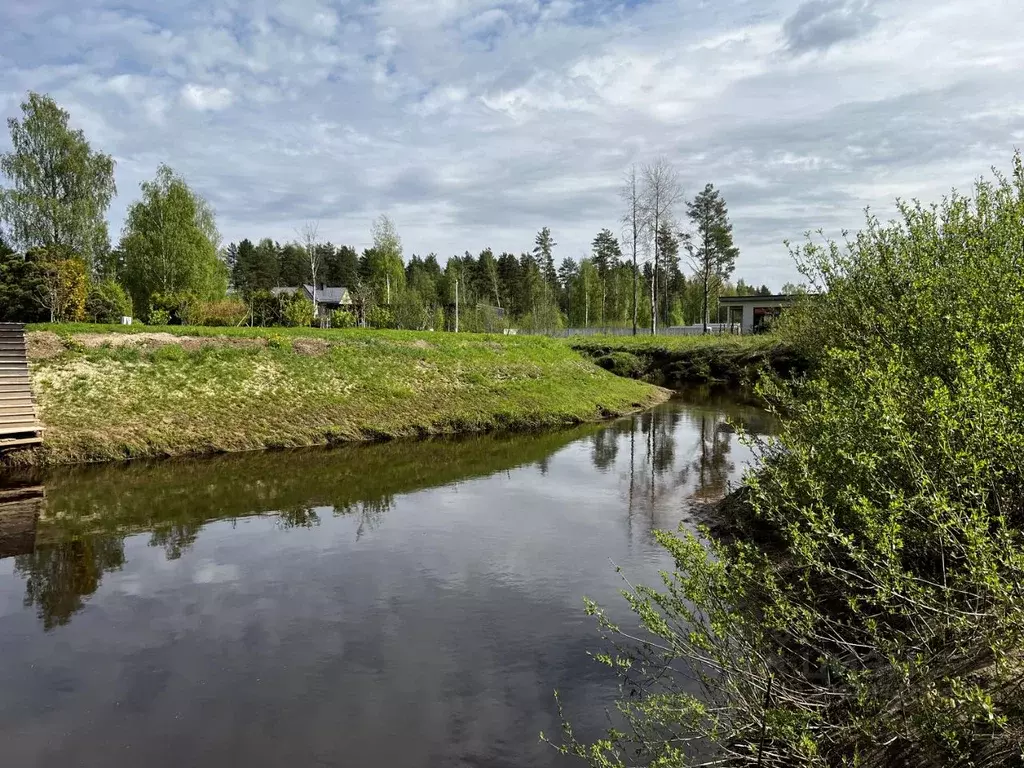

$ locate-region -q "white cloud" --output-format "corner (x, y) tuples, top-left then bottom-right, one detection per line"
(180, 83), (234, 111)
(1, 0), (1023, 286)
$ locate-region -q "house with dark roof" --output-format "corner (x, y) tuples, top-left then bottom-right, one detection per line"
(270, 285), (354, 316)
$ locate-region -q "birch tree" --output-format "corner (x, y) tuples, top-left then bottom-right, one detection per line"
(118, 165), (224, 316)
(0, 92), (116, 270)
(620, 165), (645, 336)
(641, 158), (682, 335)
(298, 220), (322, 316)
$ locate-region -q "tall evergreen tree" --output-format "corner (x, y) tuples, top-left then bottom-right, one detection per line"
(279, 242), (307, 286)
(591, 228), (621, 277)
(682, 183), (739, 333)
(533, 227), (557, 287)
(325, 244), (359, 289)
(656, 222), (681, 326)
(592, 228), (622, 327)
(497, 252), (522, 313)
(231, 239), (256, 293)
(557, 256), (579, 316)
(224, 242), (239, 279)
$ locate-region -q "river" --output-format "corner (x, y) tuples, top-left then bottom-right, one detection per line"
(0, 394), (772, 768)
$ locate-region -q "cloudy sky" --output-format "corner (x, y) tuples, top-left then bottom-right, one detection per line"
(2, 0), (1023, 286)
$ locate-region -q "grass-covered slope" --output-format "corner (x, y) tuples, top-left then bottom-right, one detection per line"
(14, 324), (669, 465)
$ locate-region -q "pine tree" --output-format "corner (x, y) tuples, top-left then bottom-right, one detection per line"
(656, 222), (680, 326)
(682, 183), (739, 333)
(533, 227), (557, 287)
(591, 229), (621, 277)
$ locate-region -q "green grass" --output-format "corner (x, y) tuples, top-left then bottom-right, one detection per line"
(17, 324), (669, 465)
(568, 332), (777, 355)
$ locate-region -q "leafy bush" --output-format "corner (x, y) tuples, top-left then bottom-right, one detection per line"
(198, 298), (247, 326)
(563, 156), (1024, 766)
(366, 305), (394, 329)
(330, 308), (356, 328)
(148, 308), (170, 325)
(149, 291), (201, 325)
(0, 249), (46, 322)
(281, 293), (313, 327)
(249, 290), (283, 327)
(85, 279), (132, 323)
(30, 251), (88, 323)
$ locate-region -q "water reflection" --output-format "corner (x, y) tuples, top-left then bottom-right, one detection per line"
(16, 538), (125, 631)
(0, 396), (772, 768)
(1, 399), (772, 633)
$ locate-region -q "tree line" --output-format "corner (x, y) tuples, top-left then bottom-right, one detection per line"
(1, 91), (779, 331)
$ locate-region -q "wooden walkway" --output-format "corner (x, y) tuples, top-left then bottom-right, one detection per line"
(0, 484), (43, 559)
(0, 323), (43, 451)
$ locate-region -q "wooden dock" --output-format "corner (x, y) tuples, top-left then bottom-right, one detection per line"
(0, 323), (44, 451)
(0, 484), (43, 559)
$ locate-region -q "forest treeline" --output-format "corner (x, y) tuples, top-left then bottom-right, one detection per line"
(0, 91), (789, 332)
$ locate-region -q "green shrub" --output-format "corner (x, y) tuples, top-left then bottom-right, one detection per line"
(0, 250), (47, 322)
(248, 290), (283, 327)
(148, 308), (170, 325)
(198, 298), (247, 326)
(149, 291), (201, 325)
(366, 305), (394, 329)
(330, 308), (356, 328)
(281, 294), (313, 327)
(564, 155), (1024, 766)
(85, 279), (132, 323)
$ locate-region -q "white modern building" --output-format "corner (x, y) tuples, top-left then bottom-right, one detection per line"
(718, 294), (800, 334)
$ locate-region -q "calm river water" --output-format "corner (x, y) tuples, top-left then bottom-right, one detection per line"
(0, 395), (772, 768)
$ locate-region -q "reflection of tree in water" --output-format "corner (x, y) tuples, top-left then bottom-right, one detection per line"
(149, 522), (203, 560)
(277, 506), (322, 530)
(336, 498), (392, 541)
(688, 417), (735, 502)
(591, 427), (620, 471)
(14, 536), (125, 631)
(617, 407), (736, 536)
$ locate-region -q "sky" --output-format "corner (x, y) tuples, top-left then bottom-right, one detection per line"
(2, 0), (1023, 287)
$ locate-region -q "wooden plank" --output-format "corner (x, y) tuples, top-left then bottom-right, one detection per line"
(0, 410), (37, 420)
(0, 436), (42, 448)
(0, 415), (38, 425)
(0, 426), (42, 437)
(0, 425), (43, 438)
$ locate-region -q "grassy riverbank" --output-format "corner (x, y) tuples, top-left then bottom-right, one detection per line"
(570, 333), (807, 388)
(9, 324), (669, 466)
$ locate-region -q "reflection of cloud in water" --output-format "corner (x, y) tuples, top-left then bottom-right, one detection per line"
(3, 398), (770, 632)
(193, 562), (241, 585)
